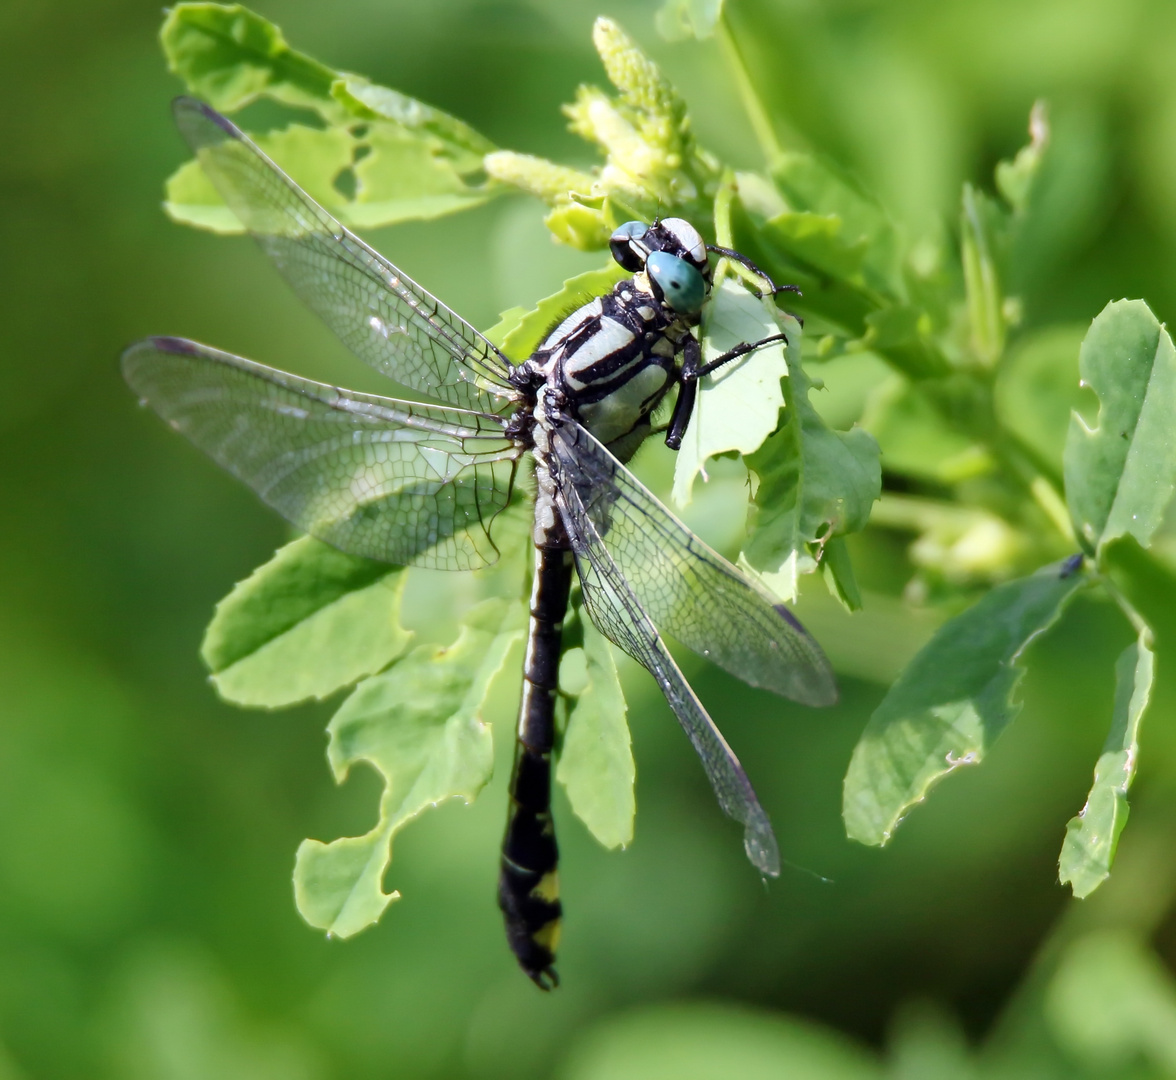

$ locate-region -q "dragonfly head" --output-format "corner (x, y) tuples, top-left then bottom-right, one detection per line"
(609, 218), (710, 317)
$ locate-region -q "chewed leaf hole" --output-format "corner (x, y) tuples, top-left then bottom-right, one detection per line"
(333, 165), (358, 201)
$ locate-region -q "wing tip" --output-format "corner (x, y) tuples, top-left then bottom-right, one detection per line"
(122, 335), (202, 360)
(172, 95), (240, 144)
(771, 602), (838, 707)
(745, 826), (781, 878)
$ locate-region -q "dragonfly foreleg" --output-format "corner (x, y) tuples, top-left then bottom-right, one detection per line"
(664, 330), (790, 450)
(706, 245), (802, 299)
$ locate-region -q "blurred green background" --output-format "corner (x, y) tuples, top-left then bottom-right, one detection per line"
(6, 0), (1176, 1076)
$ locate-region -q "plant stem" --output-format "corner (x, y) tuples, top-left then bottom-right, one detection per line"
(716, 13), (784, 169)
(1101, 573), (1153, 642)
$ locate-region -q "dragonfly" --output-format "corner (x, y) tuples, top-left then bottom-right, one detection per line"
(123, 97), (837, 990)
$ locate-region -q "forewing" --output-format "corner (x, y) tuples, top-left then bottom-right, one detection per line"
(172, 97), (515, 412)
(551, 423), (836, 707)
(123, 337), (522, 570)
(554, 463), (780, 876)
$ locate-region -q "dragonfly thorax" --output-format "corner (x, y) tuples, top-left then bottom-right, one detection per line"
(520, 272), (700, 462)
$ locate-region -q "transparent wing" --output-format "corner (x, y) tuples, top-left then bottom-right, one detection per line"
(123, 337), (523, 570)
(172, 96), (515, 412)
(551, 422), (836, 707)
(554, 463), (779, 876)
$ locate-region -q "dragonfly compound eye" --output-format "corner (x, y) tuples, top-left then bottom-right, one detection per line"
(657, 218), (707, 269)
(646, 251), (705, 315)
(609, 220), (649, 272)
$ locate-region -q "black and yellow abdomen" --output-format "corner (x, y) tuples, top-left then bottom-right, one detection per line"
(498, 543), (573, 989)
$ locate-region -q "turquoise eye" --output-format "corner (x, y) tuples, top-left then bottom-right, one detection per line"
(609, 221), (649, 271)
(646, 250), (705, 314)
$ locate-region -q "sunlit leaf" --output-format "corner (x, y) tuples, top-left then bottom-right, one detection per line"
(544, 202), (613, 251)
(201, 536), (411, 708)
(293, 599), (524, 938)
(961, 183), (1005, 366)
(483, 263), (629, 362)
(671, 281), (793, 508)
(1058, 634), (1153, 899)
(332, 74), (496, 171)
(1064, 299), (1176, 556)
(556, 606), (634, 850)
(165, 121), (494, 234)
(742, 359), (880, 601)
(655, 0), (725, 42)
(165, 123), (353, 234)
(346, 124), (495, 227)
(161, 5), (500, 234)
(161, 3), (340, 116)
(843, 561), (1088, 846)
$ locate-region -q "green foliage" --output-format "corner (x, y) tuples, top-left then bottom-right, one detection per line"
(161, 3), (339, 115)
(161, 2), (499, 232)
(669, 280), (793, 508)
(1045, 930), (1176, 1073)
(559, 1003), (880, 1080)
(1065, 300), (1176, 555)
(484, 263), (629, 362)
(555, 601), (635, 851)
(154, 0), (1176, 981)
(1059, 635), (1153, 898)
(202, 536), (412, 707)
(293, 599), (522, 937)
(843, 563), (1088, 846)
(655, 0), (726, 43)
(742, 357), (880, 604)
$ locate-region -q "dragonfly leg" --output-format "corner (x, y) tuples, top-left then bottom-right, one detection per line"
(706, 244), (802, 299)
(664, 334), (703, 450)
(696, 332), (790, 378)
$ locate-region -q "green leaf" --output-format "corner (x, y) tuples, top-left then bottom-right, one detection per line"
(293, 598), (524, 938)
(1064, 299), (1176, 556)
(483, 263), (629, 363)
(655, 0), (725, 42)
(671, 281), (794, 508)
(843, 561), (1088, 846)
(165, 123), (353, 234)
(165, 121), (494, 234)
(161, 3), (340, 115)
(161, 6), (500, 233)
(201, 536), (411, 708)
(544, 202), (613, 251)
(861, 377), (994, 485)
(556, 607), (635, 850)
(346, 124), (495, 228)
(961, 183), (1005, 366)
(995, 101), (1049, 216)
(760, 211), (869, 285)
(821, 536), (862, 613)
(1045, 930), (1176, 1070)
(770, 153), (903, 298)
(332, 75), (496, 171)
(994, 324), (1087, 472)
(1058, 634), (1153, 899)
(742, 358), (880, 601)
